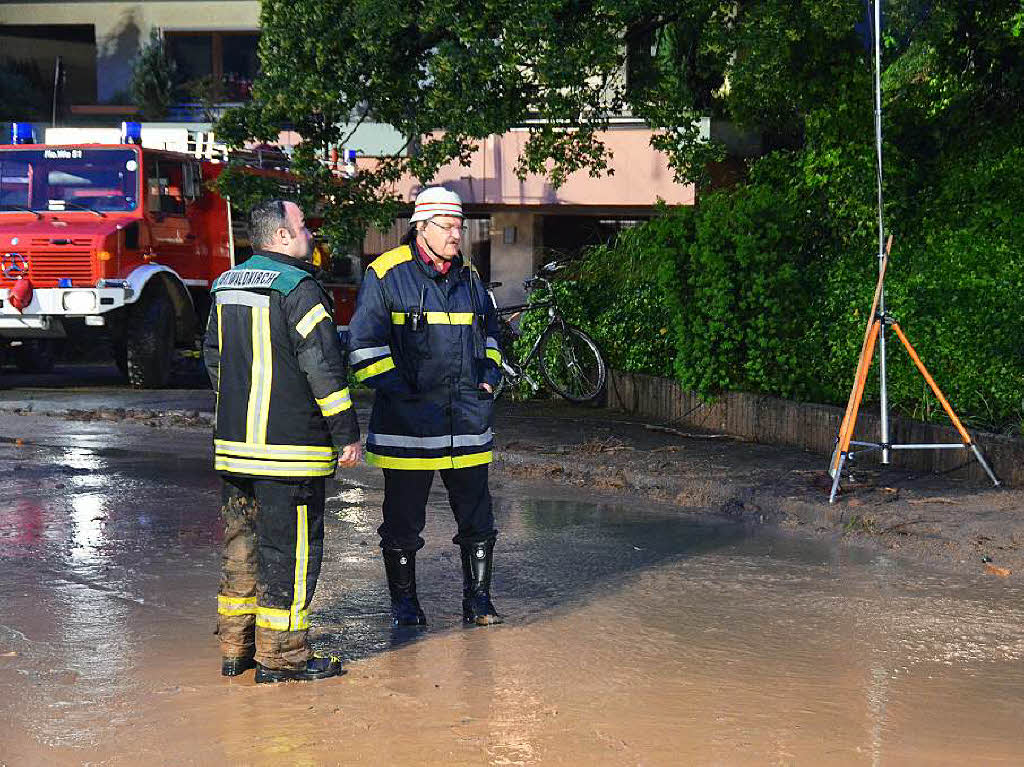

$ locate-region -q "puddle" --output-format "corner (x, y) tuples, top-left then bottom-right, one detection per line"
(1, 442), (1023, 764)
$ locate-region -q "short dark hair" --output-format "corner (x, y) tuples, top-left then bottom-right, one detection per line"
(249, 199), (296, 248)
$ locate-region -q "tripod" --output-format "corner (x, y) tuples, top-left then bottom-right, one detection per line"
(827, 246), (1000, 502)
(826, 0), (1000, 502)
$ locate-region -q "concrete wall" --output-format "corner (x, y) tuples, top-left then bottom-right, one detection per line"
(0, 2), (261, 102)
(489, 212), (542, 307)
(606, 370), (1023, 487)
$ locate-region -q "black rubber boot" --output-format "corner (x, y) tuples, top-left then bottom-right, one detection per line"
(461, 539), (502, 625)
(255, 655), (343, 684)
(383, 548), (427, 627)
(221, 655), (256, 677)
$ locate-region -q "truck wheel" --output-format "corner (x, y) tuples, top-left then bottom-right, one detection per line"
(125, 290), (175, 388)
(13, 339), (57, 374)
(111, 340), (128, 378)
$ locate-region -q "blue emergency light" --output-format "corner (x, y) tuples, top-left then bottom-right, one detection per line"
(11, 122), (35, 144)
(57, 278), (73, 288)
(121, 121), (142, 145)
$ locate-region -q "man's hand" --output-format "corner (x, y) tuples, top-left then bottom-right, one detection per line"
(337, 441), (362, 468)
(479, 382), (493, 394)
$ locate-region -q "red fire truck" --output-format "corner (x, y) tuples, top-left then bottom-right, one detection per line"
(0, 123), (359, 387)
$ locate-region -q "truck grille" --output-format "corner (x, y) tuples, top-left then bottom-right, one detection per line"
(1, 242), (96, 289)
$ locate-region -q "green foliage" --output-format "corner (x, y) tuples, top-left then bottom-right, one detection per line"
(514, 220), (681, 379)
(550, 118), (1024, 433)
(130, 29), (177, 120)
(219, 0), (1024, 432)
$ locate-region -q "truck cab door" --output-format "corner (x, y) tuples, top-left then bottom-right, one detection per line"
(144, 156), (194, 265)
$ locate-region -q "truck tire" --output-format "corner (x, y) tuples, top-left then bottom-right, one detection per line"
(125, 289), (175, 388)
(13, 339), (57, 374)
(111, 340), (128, 378)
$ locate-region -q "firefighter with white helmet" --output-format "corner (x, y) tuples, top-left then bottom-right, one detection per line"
(347, 186), (504, 627)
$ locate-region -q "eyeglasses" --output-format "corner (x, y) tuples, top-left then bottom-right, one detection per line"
(428, 219), (463, 236)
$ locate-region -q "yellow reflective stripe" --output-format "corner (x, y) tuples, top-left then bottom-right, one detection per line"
(389, 312), (473, 325)
(316, 388), (352, 417)
(215, 304), (223, 417)
(215, 456), (336, 477)
(256, 307), (272, 442)
(452, 451), (493, 469)
(245, 306), (272, 444)
(366, 450), (492, 470)
(433, 312), (473, 324)
(296, 303), (330, 338)
(291, 504), (310, 631)
(216, 304), (223, 364)
(219, 607), (257, 617)
(256, 606), (291, 630)
(487, 348), (502, 364)
(218, 595), (256, 615)
(354, 356), (396, 381)
(368, 245), (413, 278)
(215, 439), (336, 458)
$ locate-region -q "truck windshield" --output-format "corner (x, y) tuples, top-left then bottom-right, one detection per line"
(0, 148), (139, 214)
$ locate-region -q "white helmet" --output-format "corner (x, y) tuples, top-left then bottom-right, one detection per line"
(409, 186), (464, 223)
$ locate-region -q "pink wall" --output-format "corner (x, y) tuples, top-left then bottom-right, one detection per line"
(384, 127), (695, 209)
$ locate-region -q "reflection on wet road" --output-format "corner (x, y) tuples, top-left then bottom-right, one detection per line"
(1, 422), (1023, 764)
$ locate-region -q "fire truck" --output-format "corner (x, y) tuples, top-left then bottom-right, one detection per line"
(0, 122), (359, 387)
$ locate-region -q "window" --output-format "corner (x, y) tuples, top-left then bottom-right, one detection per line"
(0, 25), (97, 105)
(146, 157), (186, 216)
(0, 148), (138, 213)
(165, 31), (259, 101)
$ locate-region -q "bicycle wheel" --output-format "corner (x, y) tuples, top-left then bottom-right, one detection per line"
(537, 324), (607, 403)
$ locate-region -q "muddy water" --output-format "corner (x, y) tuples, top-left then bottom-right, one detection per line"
(1, 431), (1023, 765)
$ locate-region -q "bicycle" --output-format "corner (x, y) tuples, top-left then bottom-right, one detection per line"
(486, 261), (607, 403)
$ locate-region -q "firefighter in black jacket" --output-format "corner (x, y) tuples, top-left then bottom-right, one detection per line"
(348, 186), (504, 627)
(204, 200), (361, 683)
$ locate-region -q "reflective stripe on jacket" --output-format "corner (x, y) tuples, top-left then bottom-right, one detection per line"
(203, 251), (359, 478)
(347, 244), (502, 470)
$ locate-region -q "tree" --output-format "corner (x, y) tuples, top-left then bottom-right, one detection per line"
(130, 29), (177, 120)
(216, 0), (1024, 248)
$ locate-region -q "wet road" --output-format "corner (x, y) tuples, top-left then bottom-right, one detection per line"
(1, 417), (1024, 764)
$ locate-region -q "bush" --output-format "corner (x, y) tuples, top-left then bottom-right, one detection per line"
(544, 118), (1024, 435)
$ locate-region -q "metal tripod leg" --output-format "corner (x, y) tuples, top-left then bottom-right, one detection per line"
(829, 452), (847, 504)
(890, 322), (1000, 488)
(970, 444), (1000, 487)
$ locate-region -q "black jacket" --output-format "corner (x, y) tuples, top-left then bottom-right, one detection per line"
(204, 250), (359, 478)
(347, 244), (502, 470)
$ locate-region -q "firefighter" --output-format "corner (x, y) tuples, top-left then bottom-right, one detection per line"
(203, 199), (361, 683)
(347, 186), (504, 628)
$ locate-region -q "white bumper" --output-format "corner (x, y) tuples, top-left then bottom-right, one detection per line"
(0, 285), (132, 332)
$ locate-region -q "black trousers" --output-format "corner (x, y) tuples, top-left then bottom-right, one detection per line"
(379, 465), (496, 551)
(219, 476), (325, 639)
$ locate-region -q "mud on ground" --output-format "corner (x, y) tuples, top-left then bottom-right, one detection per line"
(2, 392), (1020, 578)
(490, 400), (1024, 579)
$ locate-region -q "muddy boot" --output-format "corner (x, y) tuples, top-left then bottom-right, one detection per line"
(383, 548), (427, 627)
(461, 539), (502, 625)
(255, 654), (343, 684)
(221, 655), (256, 677)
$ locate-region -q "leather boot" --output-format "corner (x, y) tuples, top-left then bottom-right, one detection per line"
(461, 539), (502, 625)
(255, 654), (343, 684)
(383, 548), (427, 627)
